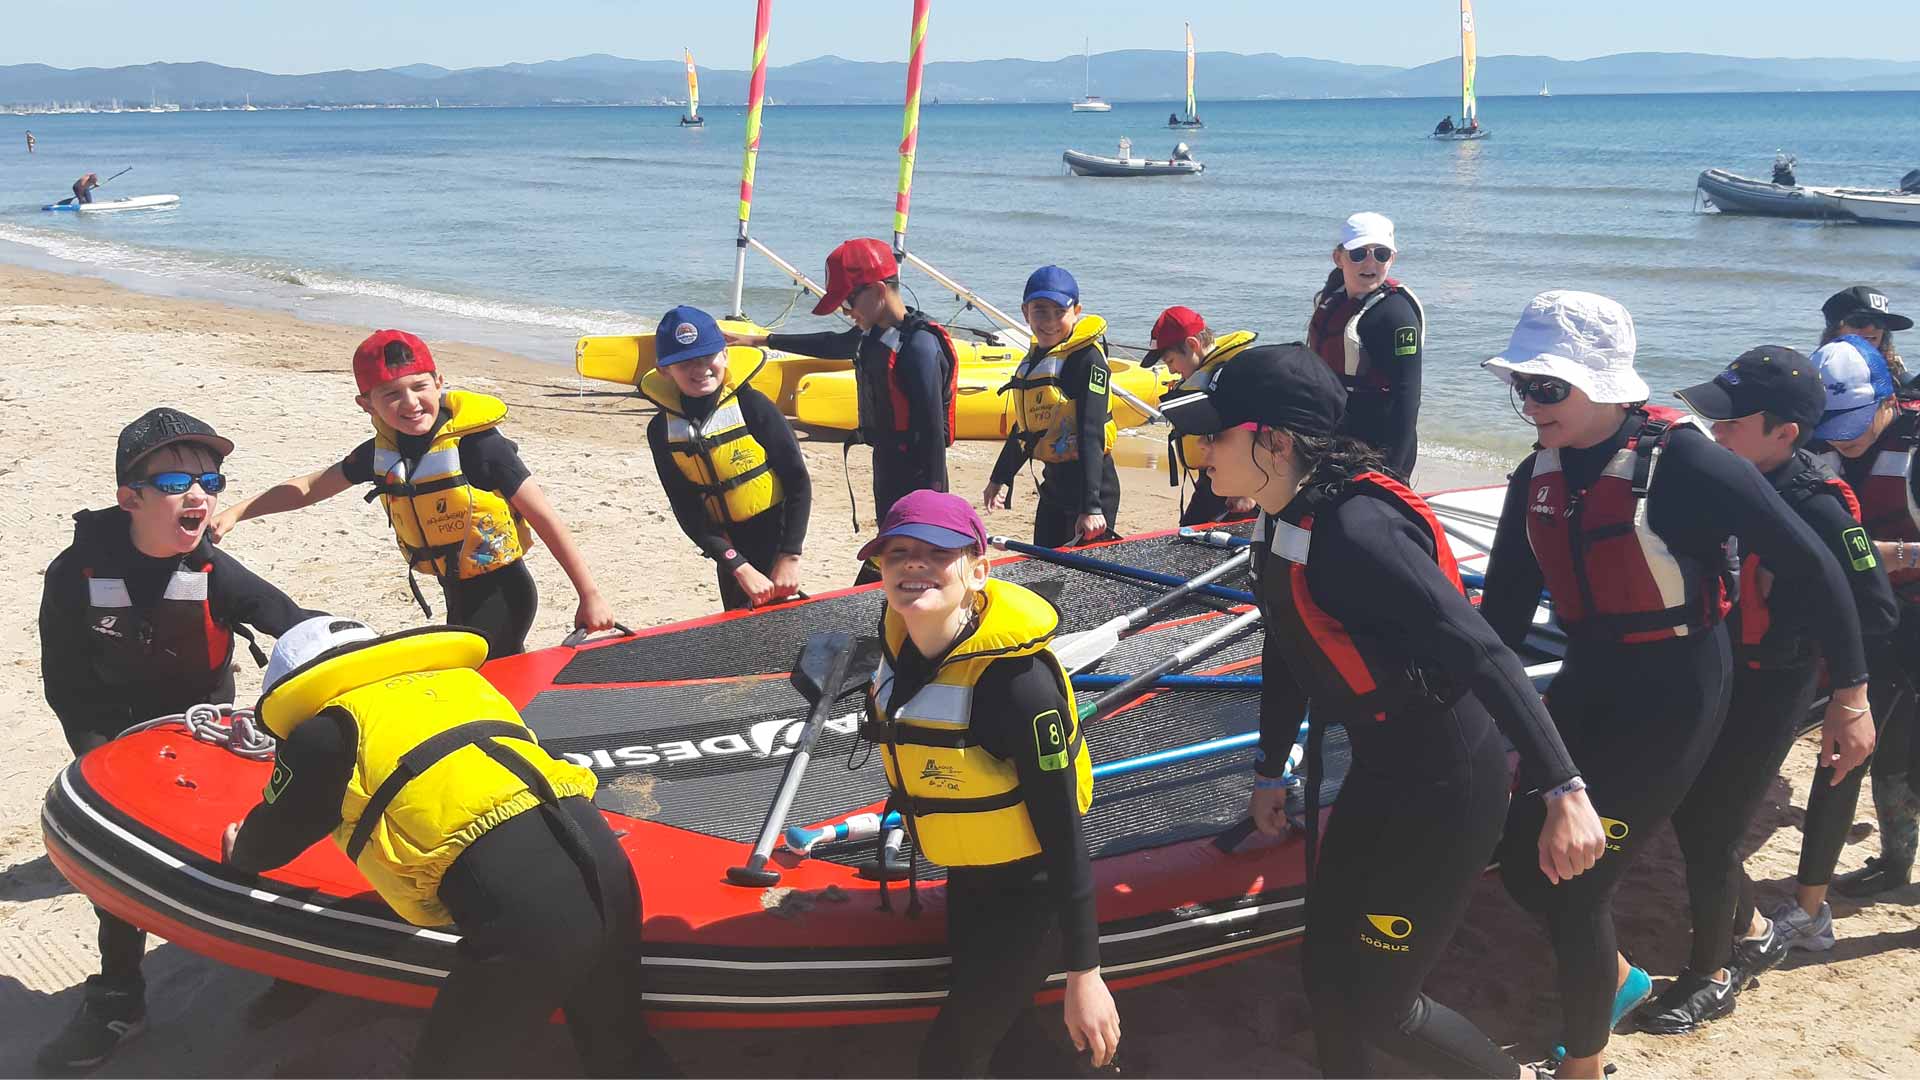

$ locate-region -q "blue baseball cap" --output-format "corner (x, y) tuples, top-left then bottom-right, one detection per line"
(1023, 265), (1079, 309)
(654, 305), (725, 367)
(1812, 335), (1897, 443)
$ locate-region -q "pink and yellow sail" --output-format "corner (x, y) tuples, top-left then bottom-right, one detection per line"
(1459, 0), (1478, 124)
(1184, 22), (1197, 121)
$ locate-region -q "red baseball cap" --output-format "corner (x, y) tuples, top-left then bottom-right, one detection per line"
(813, 238), (899, 316)
(1145, 306), (1207, 366)
(353, 330), (437, 394)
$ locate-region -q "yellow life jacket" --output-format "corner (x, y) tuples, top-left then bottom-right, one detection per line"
(869, 579), (1094, 868)
(638, 350), (783, 527)
(1005, 313), (1119, 465)
(369, 391), (533, 581)
(258, 627), (597, 927)
(1164, 330), (1260, 476)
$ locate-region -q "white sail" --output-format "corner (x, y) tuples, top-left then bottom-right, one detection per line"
(1184, 23), (1197, 121)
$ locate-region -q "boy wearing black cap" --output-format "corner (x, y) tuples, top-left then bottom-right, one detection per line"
(36, 408), (310, 1072)
(1628, 349), (1898, 1034)
(642, 305), (812, 610)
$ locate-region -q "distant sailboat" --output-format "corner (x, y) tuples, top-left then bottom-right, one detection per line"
(1429, 0), (1487, 139)
(1071, 38), (1111, 112)
(679, 48), (705, 126)
(1169, 22), (1203, 128)
(1539, 80), (1552, 97)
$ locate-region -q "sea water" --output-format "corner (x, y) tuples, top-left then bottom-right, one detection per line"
(3, 92), (1915, 463)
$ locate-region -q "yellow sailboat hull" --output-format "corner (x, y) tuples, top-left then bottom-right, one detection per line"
(792, 358), (1172, 440)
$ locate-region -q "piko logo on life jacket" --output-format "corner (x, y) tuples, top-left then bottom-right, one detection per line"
(1735, 451), (1861, 668)
(257, 627), (596, 927)
(1253, 471), (1464, 720)
(1525, 407), (1728, 644)
(856, 310), (960, 452)
(1005, 313), (1119, 466)
(639, 349), (784, 527)
(1307, 276), (1425, 394)
(1817, 400), (1920, 593)
(866, 578), (1093, 868)
(368, 390), (532, 582)
(1162, 330), (1259, 480)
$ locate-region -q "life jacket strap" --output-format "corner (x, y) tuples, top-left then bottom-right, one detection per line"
(345, 720), (532, 862)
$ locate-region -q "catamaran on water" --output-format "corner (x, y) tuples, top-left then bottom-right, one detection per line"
(679, 48), (704, 126)
(1430, 0), (1487, 140)
(1169, 23), (1203, 128)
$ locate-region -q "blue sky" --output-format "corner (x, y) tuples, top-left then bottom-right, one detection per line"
(7, 1), (1918, 72)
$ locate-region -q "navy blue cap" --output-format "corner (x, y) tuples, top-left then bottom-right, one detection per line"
(1023, 265), (1079, 308)
(654, 305), (725, 367)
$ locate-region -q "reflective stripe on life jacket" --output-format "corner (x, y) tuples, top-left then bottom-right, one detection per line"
(1251, 471), (1464, 719)
(368, 390), (533, 581)
(82, 558), (232, 682)
(1307, 278), (1425, 393)
(1734, 451), (1860, 668)
(1525, 406), (1728, 643)
(867, 578), (1093, 868)
(856, 309), (960, 451)
(1005, 313), (1119, 465)
(1816, 401), (1920, 590)
(639, 350), (783, 527)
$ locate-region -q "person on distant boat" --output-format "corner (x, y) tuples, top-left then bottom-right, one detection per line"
(723, 238), (959, 581)
(1143, 304), (1258, 526)
(984, 265), (1121, 547)
(72, 171), (99, 204)
(1434, 115), (1455, 135)
(1463, 117), (1479, 134)
(25, 130), (34, 153)
(1169, 112), (1180, 126)
(1117, 136), (1132, 161)
(1773, 152), (1798, 187)
(1307, 212), (1426, 480)
(640, 305), (812, 611)
(1820, 285), (1910, 382)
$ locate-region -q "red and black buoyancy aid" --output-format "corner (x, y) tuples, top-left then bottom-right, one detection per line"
(1733, 451), (1861, 668)
(1524, 406), (1729, 644)
(854, 309), (960, 452)
(73, 510), (255, 688)
(1252, 471), (1466, 720)
(1818, 400), (1920, 591)
(1306, 271), (1424, 394)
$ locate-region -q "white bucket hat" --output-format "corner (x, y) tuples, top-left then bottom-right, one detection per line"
(1481, 290), (1650, 405)
(262, 615), (378, 697)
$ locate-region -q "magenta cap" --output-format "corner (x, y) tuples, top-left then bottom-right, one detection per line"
(855, 489), (988, 562)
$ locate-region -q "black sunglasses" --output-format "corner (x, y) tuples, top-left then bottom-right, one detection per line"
(1840, 314), (1887, 330)
(1343, 245), (1394, 263)
(1511, 375), (1574, 406)
(130, 471), (227, 495)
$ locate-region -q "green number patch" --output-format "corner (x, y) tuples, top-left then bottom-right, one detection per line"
(1844, 526), (1877, 571)
(1033, 709), (1069, 771)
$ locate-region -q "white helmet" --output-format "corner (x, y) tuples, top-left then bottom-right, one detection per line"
(262, 615), (378, 696)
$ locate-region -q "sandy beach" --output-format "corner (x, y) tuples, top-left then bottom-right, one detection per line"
(2, 261), (1915, 1077)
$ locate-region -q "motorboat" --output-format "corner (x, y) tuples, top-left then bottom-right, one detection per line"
(1064, 141), (1202, 178)
(1071, 38), (1112, 111)
(1814, 189), (1920, 227)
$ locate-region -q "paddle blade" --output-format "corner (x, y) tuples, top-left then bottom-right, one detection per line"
(789, 631), (857, 704)
(1052, 619), (1122, 675)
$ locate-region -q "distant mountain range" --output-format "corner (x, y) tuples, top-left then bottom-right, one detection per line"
(5, 50), (1919, 110)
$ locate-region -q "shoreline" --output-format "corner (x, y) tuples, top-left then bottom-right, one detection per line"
(2, 260), (1914, 1077)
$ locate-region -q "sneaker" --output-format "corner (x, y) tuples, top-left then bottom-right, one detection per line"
(1833, 856), (1912, 898)
(1767, 901), (1836, 952)
(35, 1000), (147, 1072)
(1634, 969), (1737, 1035)
(1728, 917), (1791, 985)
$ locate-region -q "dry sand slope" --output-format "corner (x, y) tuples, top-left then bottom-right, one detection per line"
(0, 264), (1914, 1076)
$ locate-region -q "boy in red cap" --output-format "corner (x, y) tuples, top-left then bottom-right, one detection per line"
(726, 238), (959, 577)
(212, 330), (615, 657)
(1144, 305), (1260, 527)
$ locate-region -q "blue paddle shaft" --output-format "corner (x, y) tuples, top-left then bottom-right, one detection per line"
(990, 536), (1257, 605)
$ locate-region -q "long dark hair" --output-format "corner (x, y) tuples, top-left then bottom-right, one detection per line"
(1254, 427), (1393, 490)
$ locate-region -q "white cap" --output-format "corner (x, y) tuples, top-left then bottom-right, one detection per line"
(1339, 212), (1396, 251)
(262, 615), (378, 696)
(1481, 290), (1650, 405)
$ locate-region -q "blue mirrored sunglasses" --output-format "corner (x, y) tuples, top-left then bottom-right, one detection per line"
(130, 471), (227, 495)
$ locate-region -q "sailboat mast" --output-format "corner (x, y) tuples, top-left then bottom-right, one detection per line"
(1084, 37), (1091, 98)
(731, 0), (774, 319)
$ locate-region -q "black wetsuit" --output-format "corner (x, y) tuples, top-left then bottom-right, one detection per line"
(1481, 418), (1867, 1058)
(876, 641), (1097, 1078)
(1670, 451), (1895, 974)
(645, 383), (811, 610)
(990, 335), (1120, 547)
(1309, 281), (1424, 480)
(341, 429), (536, 657)
(1253, 475), (1579, 1079)
(227, 711), (668, 1077)
(40, 508), (308, 1019)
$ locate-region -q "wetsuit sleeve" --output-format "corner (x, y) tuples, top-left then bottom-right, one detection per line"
(1257, 620), (1310, 775)
(1656, 432), (1867, 687)
(1357, 293), (1423, 478)
(39, 547), (132, 756)
(741, 389), (812, 555)
(1311, 497), (1578, 791)
(457, 428), (531, 499)
(1073, 346), (1113, 513)
(1478, 462), (1548, 651)
(648, 413), (745, 569)
(1803, 490), (1898, 641)
(766, 327), (860, 361)
(207, 547), (312, 638)
(990, 430), (1027, 487)
(971, 654), (1099, 972)
(226, 709), (354, 874)
(894, 330), (950, 494)
(339, 439), (377, 485)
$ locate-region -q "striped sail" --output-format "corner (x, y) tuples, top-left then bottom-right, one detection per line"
(1184, 23), (1197, 120)
(685, 48), (700, 119)
(1459, 0), (1478, 123)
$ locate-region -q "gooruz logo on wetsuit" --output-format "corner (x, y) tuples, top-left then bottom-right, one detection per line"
(1360, 913), (1414, 953)
(1600, 816), (1630, 852)
(557, 709), (863, 772)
